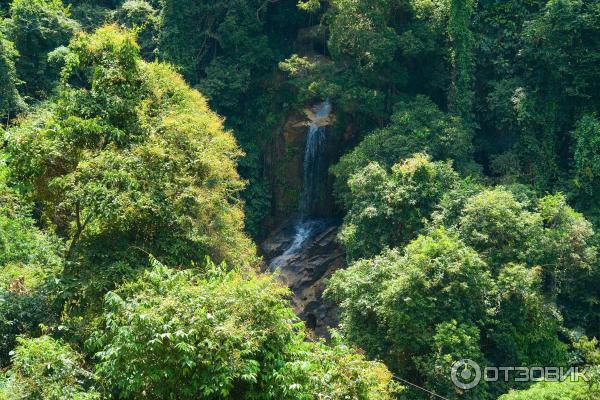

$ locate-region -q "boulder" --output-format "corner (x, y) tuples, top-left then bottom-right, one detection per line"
(261, 219), (344, 338)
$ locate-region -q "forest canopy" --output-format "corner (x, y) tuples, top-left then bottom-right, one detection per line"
(1, 0), (600, 399)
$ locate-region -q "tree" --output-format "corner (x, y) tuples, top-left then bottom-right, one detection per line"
(158, 0), (275, 107)
(338, 154), (458, 261)
(447, 0), (475, 122)
(0, 31), (24, 121)
(440, 187), (598, 333)
(0, 182), (63, 366)
(0, 336), (99, 399)
(505, 0), (600, 191)
(456, 188), (539, 271)
(498, 381), (589, 400)
(534, 193), (598, 332)
(327, 0), (398, 73)
(90, 262), (400, 399)
(486, 263), (567, 380)
(327, 228), (492, 399)
(468, 0), (600, 203)
(331, 95), (473, 206)
(4, 26), (255, 331)
(415, 320), (488, 399)
(571, 114), (600, 221)
(498, 336), (600, 400)
(522, 0), (600, 110)
(113, 0), (158, 59)
(157, 0), (288, 239)
(328, 223), (572, 398)
(4, 0), (79, 99)
(0, 0), (9, 14)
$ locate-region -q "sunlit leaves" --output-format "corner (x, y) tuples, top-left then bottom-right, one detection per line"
(90, 263), (399, 399)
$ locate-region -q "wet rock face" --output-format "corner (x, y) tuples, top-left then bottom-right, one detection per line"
(267, 106), (338, 222)
(261, 219), (344, 338)
(262, 100), (349, 338)
(269, 110), (306, 219)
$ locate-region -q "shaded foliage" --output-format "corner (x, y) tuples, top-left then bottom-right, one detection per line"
(331, 95), (474, 206)
(0, 31), (23, 121)
(0, 182), (63, 366)
(3, 0), (78, 99)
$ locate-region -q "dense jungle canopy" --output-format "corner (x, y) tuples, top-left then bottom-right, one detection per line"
(1, 0), (600, 399)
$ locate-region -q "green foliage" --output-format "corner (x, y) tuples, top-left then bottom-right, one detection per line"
(67, 1), (112, 32)
(281, 334), (402, 400)
(0, 291), (57, 368)
(237, 140), (272, 238)
(498, 380), (589, 400)
(534, 193), (599, 329)
(157, 0), (296, 239)
(487, 263), (568, 374)
(572, 114), (600, 220)
(278, 54), (316, 77)
(339, 154), (458, 261)
(327, 226), (570, 399)
(0, 31), (23, 121)
(287, 0), (453, 131)
(429, 177), (486, 228)
(439, 187), (598, 331)
(456, 188), (538, 270)
(4, 0), (79, 99)
(500, 336), (600, 400)
(7, 25), (253, 261)
(297, 0), (321, 13)
(574, 336), (600, 396)
(0, 182), (62, 270)
(4, 26), (255, 336)
(415, 320), (487, 399)
(327, 172), (597, 397)
(518, 0), (589, 185)
(522, 0), (600, 104)
(327, 229), (493, 398)
(0, 182), (63, 366)
(91, 263), (296, 398)
(0, 336), (99, 399)
(158, 0), (275, 107)
(327, 0), (398, 72)
(90, 262), (399, 399)
(447, 0), (475, 121)
(481, 0), (600, 191)
(331, 95), (473, 206)
(2, 1), (600, 399)
(113, 0), (158, 59)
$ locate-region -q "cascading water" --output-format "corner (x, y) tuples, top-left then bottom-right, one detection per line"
(269, 100), (332, 270)
(299, 99), (331, 218)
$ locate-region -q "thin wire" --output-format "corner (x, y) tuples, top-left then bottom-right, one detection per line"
(392, 375), (451, 400)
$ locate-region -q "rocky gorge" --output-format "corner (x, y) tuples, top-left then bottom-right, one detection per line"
(260, 100), (346, 338)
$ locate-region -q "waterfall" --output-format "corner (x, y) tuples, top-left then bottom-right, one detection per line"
(299, 99), (332, 218)
(269, 100), (331, 270)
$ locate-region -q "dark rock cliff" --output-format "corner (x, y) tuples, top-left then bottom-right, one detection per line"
(261, 219), (344, 338)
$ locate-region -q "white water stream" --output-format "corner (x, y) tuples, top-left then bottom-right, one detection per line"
(269, 100), (332, 270)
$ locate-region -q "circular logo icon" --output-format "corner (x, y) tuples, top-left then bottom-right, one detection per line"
(451, 359), (481, 390)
